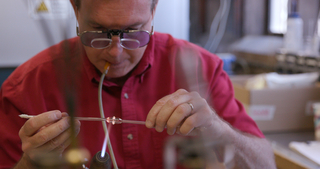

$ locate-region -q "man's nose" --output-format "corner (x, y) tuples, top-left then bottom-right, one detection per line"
(107, 36), (123, 57)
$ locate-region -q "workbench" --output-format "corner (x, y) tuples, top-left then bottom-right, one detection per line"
(265, 131), (320, 169)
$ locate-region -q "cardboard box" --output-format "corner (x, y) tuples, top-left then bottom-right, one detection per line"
(231, 75), (320, 133)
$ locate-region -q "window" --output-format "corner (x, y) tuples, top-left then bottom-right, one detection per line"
(269, 0), (288, 34)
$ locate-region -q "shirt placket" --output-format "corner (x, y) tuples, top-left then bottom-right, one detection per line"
(121, 76), (141, 168)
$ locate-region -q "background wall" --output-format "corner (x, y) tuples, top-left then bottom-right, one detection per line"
(154, 0), (190, 41)
(189, 0), (244, 52)
(0, 0), (77, 67)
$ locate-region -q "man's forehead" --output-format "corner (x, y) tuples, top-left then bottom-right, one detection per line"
(81, 0), (153, 9)
(80, 0), (152, 29)
(81, 0), (152, 15)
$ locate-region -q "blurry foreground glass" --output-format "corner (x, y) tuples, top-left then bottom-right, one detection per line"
(77, 27), (153, 50)
(164, 136), (235, 169)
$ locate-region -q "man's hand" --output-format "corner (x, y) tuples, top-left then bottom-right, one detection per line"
(146, 89), (224, 136)
(146, 89), (276, 168)
(18, 110), (81, 161)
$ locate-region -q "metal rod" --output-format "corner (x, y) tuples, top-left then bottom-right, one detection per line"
(121, 119), (146, 125)
(19, 114), (146, 125)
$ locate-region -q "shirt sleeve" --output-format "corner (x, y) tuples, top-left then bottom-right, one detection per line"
(0, 81), (26, 168)
(206, 55), (264, 138)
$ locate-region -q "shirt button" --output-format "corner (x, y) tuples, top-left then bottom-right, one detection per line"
(127, 134), (133, 140)
(124, 93), (129, 99)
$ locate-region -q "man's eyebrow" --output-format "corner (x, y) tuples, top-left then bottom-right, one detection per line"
(87, 20), (103, 27)
(128, 23), (144, 28)
(87, 19), (145, 29)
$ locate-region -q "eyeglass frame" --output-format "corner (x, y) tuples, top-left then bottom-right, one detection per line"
(76, 26), (154, 50)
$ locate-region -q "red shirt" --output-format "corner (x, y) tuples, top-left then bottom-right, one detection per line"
(0, 32), (263, 169)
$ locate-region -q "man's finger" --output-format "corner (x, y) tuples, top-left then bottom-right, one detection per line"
(27, 116), (71, 148)
(179, 106), (213, 135)
(155, 95), (192, 132)
(166, 102), (194, 135)
(146, 89), (188, 128)
(21, 110), (62, 137)
(51, 120), (81, 154)
(38, 120), (81, 152)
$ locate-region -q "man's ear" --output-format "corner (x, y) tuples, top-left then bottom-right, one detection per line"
(151, 2), (158, 20)
(70, 0), (79, 20)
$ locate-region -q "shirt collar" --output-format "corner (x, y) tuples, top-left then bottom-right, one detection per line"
(82, 47), (101, 84)
(131, 33), (155, 77)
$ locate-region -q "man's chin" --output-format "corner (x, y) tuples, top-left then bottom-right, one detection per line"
(106, 72), (131, 79)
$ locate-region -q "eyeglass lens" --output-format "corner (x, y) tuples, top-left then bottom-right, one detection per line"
(80, 31), (150, 50)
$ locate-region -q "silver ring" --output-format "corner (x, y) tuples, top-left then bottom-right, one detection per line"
(186, 102), (194, 112)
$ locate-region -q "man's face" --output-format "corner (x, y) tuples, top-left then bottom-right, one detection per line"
(74, 0), (154, 78)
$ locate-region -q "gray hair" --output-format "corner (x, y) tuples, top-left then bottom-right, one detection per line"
(73, 0), (158, 12)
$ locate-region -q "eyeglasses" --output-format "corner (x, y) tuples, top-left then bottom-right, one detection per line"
(77, 27), (153, 50)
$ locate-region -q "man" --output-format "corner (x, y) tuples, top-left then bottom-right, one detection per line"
(0, 0), (276, 168)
